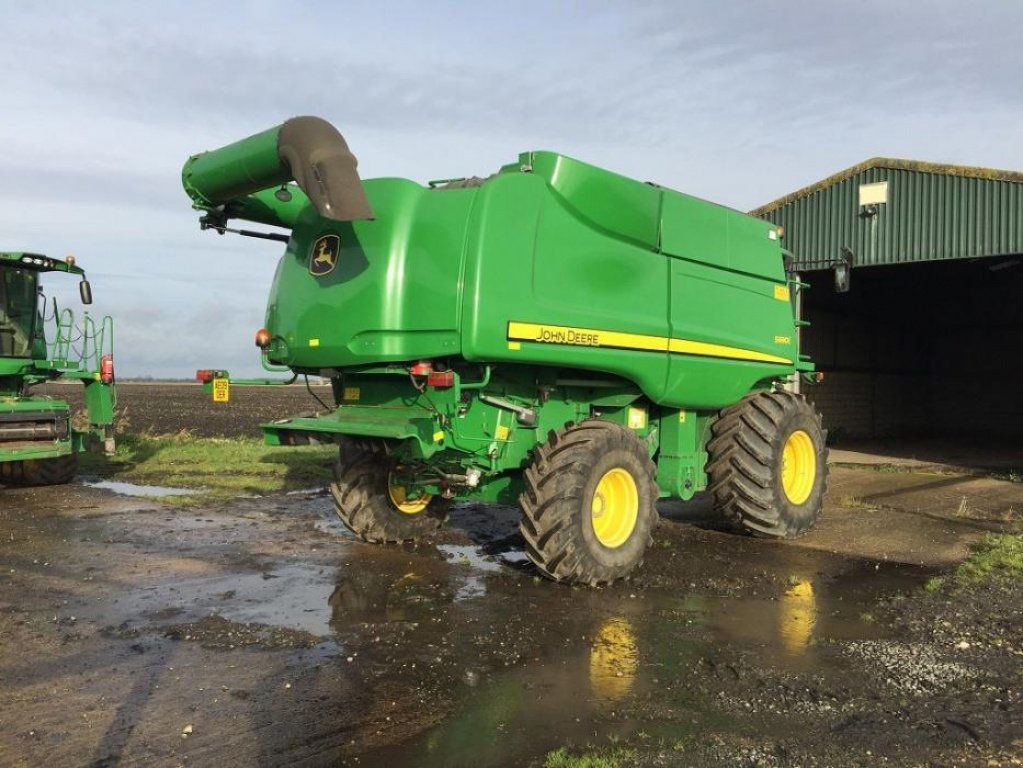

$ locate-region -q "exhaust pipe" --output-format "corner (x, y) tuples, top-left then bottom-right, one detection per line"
(182, 116), (373, 222)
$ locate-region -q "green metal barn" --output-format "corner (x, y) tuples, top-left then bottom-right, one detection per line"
(753, 158), (1023, 448)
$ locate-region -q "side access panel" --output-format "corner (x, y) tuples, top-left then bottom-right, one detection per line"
(460, 173), (672, 402)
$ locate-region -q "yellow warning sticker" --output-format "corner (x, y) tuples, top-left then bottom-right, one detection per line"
(773, 285), (790, 301)
(343, 387), (360, 402)
(496, 424), (511, 440)
(309, 338), (320, 347)
(678, 410), (687, 423)
(433, 431), (445, 443)
(212, 378), (230, 403)
(508, 341), (521, 351)
(627, 407), (647, 430)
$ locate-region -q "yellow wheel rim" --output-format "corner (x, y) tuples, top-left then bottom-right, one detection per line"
(781, 430), (817, 505)
(387, 474), (431, 515)
(591, 468), (639, 549)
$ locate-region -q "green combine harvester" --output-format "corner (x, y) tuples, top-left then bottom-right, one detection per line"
(182, 116), (827, 585)
(0, 252), (115, 486)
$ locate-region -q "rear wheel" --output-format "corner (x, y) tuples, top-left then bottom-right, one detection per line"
(706, 390), (828, 538)
(0, 454), (78, 487)
(329, 446), (449, 543)
(519, 420), (657, 586)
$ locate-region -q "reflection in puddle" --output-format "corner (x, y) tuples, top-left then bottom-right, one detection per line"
(436, 544), (504, 572)
(370, 613), (652, 768)
(329, 570), (432, 624)
(780, 579), (817, 655)
(498, 550), (530, 565)
(589, 617), (639, 700)
(436, 544), (506, 602)
(84, 479), (197, 497)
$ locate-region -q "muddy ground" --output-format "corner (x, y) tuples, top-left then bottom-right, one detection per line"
(2, 457), (1022, 767)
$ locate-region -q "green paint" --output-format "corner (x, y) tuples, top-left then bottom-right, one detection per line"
(183, 120), (808, 502)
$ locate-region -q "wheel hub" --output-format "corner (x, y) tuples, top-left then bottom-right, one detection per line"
(781, 430), (816, 505)
(591, 468), (639, 548)
(388, 474), (431, 515)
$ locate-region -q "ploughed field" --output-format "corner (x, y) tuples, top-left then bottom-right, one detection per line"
(38, 381), (332, 437)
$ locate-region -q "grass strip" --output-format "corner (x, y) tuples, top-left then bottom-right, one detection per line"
(80, 432), (335, 504)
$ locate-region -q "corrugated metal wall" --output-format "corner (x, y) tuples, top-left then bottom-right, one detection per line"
(759, 166), (1023, 268)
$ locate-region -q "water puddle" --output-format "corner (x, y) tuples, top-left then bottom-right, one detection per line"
(436, 544), (505, 573)
(90, 562), (338, 636)
(84, 480), (197, 498)
(362, 558), (930, 767)
(366, 612), (691, 767)
(436, 544), (509, 602)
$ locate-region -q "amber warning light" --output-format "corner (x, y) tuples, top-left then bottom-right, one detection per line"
(255, 328), (272, 349)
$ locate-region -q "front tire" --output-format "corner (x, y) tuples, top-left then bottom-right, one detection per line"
(706, 390), (828, 538)
(329, 447), (449, 543)
(519, 420), (657, 586)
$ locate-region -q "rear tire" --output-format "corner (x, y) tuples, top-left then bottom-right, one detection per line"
(519, 420), (657, 586)
(706, 390), (828, 538)
(0, 455), (78, 487)
(329, 446), (449, 543)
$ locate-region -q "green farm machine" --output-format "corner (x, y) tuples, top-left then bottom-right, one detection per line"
(0, 253), (115, 486)
(182, 116), (827, 585)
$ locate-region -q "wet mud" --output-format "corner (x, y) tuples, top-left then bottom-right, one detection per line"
(1, 467), (1022, 766)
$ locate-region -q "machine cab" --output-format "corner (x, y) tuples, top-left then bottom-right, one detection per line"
(0, 262), (40, 360)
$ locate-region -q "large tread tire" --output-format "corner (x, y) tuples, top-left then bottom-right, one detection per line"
(329, 447), (449, 544)
(519, 420), (658, 586)
(706, 390), (828, 538)
(0, 455), (78, 487)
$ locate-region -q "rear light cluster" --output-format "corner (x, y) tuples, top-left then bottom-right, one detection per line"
(195, 369), (228, 383)
(100, 354), (115, 384)
(427, 371), (454, 388)
(409, 361), (455, 389)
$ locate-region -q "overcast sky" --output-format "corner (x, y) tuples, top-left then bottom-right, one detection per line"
(2, 1), (1020, 377)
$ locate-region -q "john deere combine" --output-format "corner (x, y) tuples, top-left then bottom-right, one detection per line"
(0, 252), (115, 486)
(182, 116), (827, 584)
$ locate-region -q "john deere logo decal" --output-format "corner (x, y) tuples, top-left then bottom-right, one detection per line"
(309, 234), (340, 277)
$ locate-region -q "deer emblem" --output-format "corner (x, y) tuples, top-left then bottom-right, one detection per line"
(309, 235), (340, 276)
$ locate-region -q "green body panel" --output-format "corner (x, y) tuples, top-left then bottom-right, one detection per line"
(183, 124), (809, 502)
(182, 127), (285, 208)
(258, 169), (795, 409)
(0, 252), (116, 469)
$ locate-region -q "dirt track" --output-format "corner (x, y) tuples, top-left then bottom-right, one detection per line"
(2, 460), (1022, 767)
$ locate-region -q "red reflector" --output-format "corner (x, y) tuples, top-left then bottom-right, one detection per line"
(196, 369), (214, 383)
(815, 371), (825, 383)
(410, 361), (433, 376)
(100, 354), (115, 385)
(427, 371), (455, 388)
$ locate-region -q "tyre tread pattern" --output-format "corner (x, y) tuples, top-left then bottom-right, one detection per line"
(329, 445), (448, 544)
(706, 390), (828, 538)
(0, 455), (78, 487)
(519, 420), (657, 586)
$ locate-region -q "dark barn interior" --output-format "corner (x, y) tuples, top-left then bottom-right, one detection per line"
(800, 257), (1023, 444)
